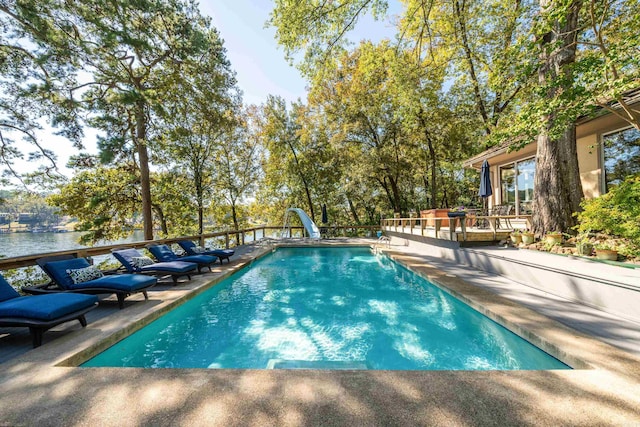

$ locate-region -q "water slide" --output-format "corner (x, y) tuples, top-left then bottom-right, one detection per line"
(284, 208), (321, 239)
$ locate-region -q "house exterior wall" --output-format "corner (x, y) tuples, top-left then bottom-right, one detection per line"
(576, 133), (600, 198)
(466, 108), (637, 208)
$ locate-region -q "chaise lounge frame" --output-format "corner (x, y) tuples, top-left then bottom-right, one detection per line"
(0, 304), (97, 347)
(111, 248), (197, 285)
(22, 255), (154, 309)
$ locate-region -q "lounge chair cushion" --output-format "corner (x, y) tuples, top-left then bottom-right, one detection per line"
(131, 256), (155, 269)
(0, 275), (20, 302)
(112, 248), (197, 274)
(44, 257), (157, 292)
(44, 258), (93, 289)
(0, 293), (98, 321)
(148, 244), (216, 265)
(112, 248), (147, 272)
(67, 265), (104, 284)
(138, 262), (196, 273)
(147, 244), (179, 261)
(67, 274), (156, 292)
(179, 254), (217, 264)
(177, 241), (234, 260)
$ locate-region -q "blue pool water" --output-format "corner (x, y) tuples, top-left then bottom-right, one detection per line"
(83, 247), (570, 370)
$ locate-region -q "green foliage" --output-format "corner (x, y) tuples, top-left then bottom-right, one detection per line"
(269, 0), (389, 76)
(47, 166), (140, 244)
(0, 191), (63, 228)
(0, 0), (82, 188)
(2, 266), (49, 291)
(47, 165), (196, 243)
(154, 26), (241, 234)
(576, 174), (640, 254)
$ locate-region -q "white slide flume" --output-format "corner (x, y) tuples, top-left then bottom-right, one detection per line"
(284, 208), (321, 239)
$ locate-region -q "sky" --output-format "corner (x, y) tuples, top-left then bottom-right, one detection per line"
(11, 1), (401, 179)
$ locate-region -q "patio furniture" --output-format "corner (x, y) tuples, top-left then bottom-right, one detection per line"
(147, 244), (217, 272)
(112, 248), (197, 285)
(27, 255), (157, 309)
(489, 205), (514, 229)
(1, 273), (98, 347)
(176, 240), (235, 264)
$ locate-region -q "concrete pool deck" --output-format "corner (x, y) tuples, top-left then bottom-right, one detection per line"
(1, 239), (639, 426)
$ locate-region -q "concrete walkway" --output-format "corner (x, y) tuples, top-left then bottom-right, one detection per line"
(1, 239), (639, 426)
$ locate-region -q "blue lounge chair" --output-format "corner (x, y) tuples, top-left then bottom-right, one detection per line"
(112, 248), (197, 285)
(147, 244), (217, 272)
(26, 255), (157, 309)
(0, 273), (98, 347)
(177, 240), (235, 264)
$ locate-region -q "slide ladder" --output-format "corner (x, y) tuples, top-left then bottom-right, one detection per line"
(281, 208), (321, 239)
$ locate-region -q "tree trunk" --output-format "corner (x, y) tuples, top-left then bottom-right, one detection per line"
(286, 139), (315, 221)
(347, 197), (360, 224)
(418, 111), (438, 209)
(302, 182), (315, 222)
(387, 175), (403, 214)
(377, 177), (395, 210)
(135, 101), (154, 240)
(196, 182), (204, 236)
(231, 201), (240, 243)
(534, 125), (582, 233)
(426, 134), (437, 209)
(453, 0), (490, 135)
(533, 0), (584, 235)
(152, 204), (168, 236)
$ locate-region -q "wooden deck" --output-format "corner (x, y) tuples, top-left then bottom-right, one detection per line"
(381, 215), (530, 245)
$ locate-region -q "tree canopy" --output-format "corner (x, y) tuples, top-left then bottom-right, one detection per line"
(1, 0), (639, 243)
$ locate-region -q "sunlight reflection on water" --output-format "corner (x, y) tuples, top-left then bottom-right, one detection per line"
(82, 247), (570, 371)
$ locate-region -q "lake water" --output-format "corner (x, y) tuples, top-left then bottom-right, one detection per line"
(0, 231), (147, 258)
(0, 229), (278, 259)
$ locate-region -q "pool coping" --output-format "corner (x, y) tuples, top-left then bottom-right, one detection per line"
(1, 239), (639, 425)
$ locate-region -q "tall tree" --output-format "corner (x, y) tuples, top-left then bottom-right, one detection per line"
(262, 95), (318, 221)
(156, 27), (240, 235)
(530, 0), (583, 233)
(213, 106), (263, 233)
(70, 0), (211, 240)
(309, 42), (416, 214)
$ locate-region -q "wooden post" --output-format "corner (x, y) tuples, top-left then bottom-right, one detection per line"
(461, 219), (467, 241)
(225, 232), (230, 249)
(435, 218), (442, 239)
(449, 217), (458, 241)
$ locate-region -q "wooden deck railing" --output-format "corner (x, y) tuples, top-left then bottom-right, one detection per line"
(0, 224), (380, 271)
(381, 215), (533, 241)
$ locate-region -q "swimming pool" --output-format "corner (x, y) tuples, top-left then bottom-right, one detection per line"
(82, 246), (570, 370)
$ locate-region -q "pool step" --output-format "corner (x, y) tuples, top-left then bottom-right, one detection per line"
(266, 359), (369, 370)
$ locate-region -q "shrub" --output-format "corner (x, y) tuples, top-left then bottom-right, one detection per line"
(576, 174), (640, 256)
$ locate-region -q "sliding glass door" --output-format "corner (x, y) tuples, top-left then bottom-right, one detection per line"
(499, 157), (535, 214)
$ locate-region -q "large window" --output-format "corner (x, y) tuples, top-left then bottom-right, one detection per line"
(602, 127), (640, 192)
(500, 158), (535, 214)
(500, 165), (516, 205)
